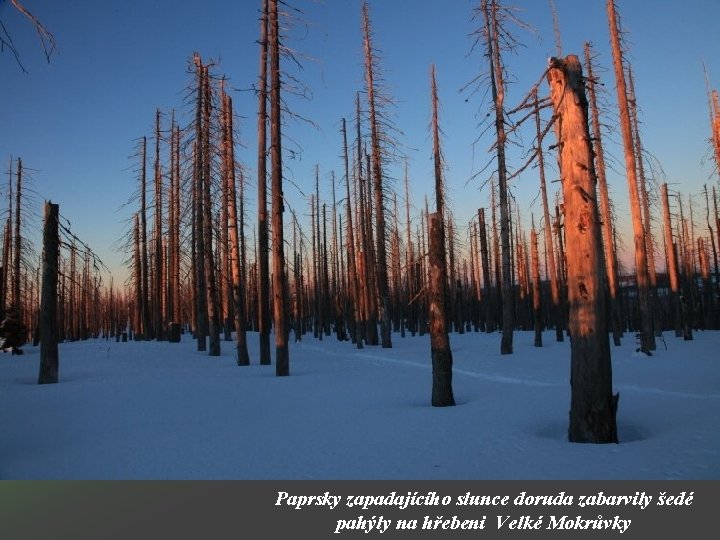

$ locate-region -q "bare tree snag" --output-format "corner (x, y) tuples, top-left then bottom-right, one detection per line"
(38, 201), (59, 385)
(343, 118), (362, 348)
(607, 0), (654, 352)
(225, 93), (250, 365)
(532, 90), (563, 342)
(428, 214), (455, 406)
(269, 0), (289, 376)
(548, 55), (618, 444)
(257, 0), (271, 365)
(531, 224), (542, 347)
(480, 0), (514, 354)
(12, 158), (22, 316)
(478, 208), (493, 333)
(153, 109), (165, 341)
(584, 42), (622, 347)
(661, 184), (683, 337)
(362, 2), (392, 349)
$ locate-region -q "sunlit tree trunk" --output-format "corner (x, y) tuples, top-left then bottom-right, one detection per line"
(607, 0), (654, 351)
(548, 54), (617, 444)
(584, 42), (622, 346)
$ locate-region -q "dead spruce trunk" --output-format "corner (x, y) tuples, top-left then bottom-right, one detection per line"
(548, 55), (618, 444)
(38, 201), (59, 384)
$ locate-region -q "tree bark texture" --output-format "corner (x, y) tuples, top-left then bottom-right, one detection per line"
(548, 55), (618, 444)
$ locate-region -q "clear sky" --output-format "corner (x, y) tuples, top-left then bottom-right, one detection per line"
(2, 0), (719, 283)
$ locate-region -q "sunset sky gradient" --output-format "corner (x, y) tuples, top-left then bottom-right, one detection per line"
(2, 0), (719, 282)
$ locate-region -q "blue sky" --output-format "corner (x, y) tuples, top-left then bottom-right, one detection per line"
(2, 0), (719, 282)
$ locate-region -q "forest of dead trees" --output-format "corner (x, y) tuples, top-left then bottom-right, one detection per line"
(3, 1), (720, 438)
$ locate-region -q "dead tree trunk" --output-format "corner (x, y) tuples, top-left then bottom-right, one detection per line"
(548, 55), (618, 444)
(167, 112), (177, 327)
(703, 185), (719, 328)
(678, 195), (694, 339)
(193, 56), (208, 352)
(269, 0), (289, 376)
(533, 89), (563, 342)
(225, 92), (250, 365)
(356, 100), (378, 345)
(38, 201), (59, 385)
(139, 137), (152, 340)
(628, 68), (662, 339)
(584, 42), (622, 346)
(257, 0), (271, 365)
(531, 224), (542, 347)
(428, 213), (455, 407)
(133, 214), (142, 337)
(153, 109), (165, 341)
(202, 66), (221, 357)
(607, 0), (654, 352)
(13, 158), (22, 316)
(343, 118), (362, 348)
(478, 208), (493, 333)
(361, 2), (392, 348)
(482, 0), (513, 354)
(661, 184), (683, 337)
(428, 64), (454, 406)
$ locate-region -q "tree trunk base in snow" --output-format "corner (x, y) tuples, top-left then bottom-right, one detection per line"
(276, 346), (289, 376)
(569, 392), (619, 444)
(168, 323), (182, 343)
(431, 348), (455, 407)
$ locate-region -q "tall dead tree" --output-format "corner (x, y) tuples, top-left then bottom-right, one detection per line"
(342, 118), (362, 348)
(628, 68), (663, 337)
(269, 0), (289, 376)
(607, 0), (654, 351)
(193, 54), (208, 352)
(479, 0), (513, 354)
(153, 109), (165, 341)
(256, 0), (272, 365)
(224, 92), (250, 365)
(355, 93), (378, 345)
(428, 64), (455, 407)
(133, 213), (142, 338)
(200, 64), (221, 357)
(361, 2), (392, 348)
(12, 158), (22, 316)
(584, 42), (622, 346)
(548, 55), (617, 444)
(139, 137), (151, 340)
(166, 112), (177, 327)
(533, 89), (563, 341)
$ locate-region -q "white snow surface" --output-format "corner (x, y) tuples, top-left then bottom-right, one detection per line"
(1, 329), (718, 479)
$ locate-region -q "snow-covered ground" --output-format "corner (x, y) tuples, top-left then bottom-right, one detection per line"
(1, 329), (718, 479)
